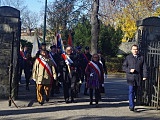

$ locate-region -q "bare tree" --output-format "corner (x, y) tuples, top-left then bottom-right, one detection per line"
(90, 0), (99, 54)
(21, 10), (39, 35)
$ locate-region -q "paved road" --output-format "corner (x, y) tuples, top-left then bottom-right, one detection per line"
(0, 76), (160, 120)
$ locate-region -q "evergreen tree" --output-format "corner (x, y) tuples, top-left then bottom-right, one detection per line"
(99, 24), (123, 56)
(73, 17), (91, 47)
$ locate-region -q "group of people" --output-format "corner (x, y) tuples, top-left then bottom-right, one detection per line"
(19, 43), (148, 112)
(19, 43), (107, 106)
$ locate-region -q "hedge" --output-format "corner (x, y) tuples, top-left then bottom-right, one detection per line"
(105, 57), (125, 73)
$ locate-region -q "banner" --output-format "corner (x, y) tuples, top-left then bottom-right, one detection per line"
(31, 35), (39, 58)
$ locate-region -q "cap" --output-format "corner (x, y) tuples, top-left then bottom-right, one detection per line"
(76, 46), (82, 50)
(50, 45), (56, 49)
(85, 46), (89, 50)
(97, 50), (102, 54)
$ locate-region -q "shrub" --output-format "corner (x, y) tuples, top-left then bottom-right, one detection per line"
(106, 57), (125, 73)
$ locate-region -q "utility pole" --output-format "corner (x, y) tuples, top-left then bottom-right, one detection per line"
(43, 0), (47, 43)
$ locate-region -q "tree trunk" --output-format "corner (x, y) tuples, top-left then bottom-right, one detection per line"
(91, 0), (99, 55)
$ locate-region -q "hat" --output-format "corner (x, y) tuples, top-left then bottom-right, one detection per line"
(97, 50), (102, 54)
(50, 45), (56, 49)
(76, 46), (82, 50)
(85, 46), (89, 50)
(41, 42), (46, 46)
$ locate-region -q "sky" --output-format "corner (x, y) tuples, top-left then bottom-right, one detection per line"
(25, 0), (53, 25)
(25, 0), (46, 13)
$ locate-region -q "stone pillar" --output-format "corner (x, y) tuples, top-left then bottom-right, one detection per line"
(0, 6), (20, 99)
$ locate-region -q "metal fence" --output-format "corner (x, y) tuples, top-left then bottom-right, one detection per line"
(136, 17), (160, 110)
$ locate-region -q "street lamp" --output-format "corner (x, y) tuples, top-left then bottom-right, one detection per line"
(43, 0), (47, 43)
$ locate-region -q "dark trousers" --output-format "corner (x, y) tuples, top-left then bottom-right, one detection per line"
(89, 88), (100, 103)
(63, 72), (76, 101)
(129, 85), (137, 108)
(84, 74), (88, 94)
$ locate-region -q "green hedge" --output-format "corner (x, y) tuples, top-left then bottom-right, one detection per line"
(105, 57), (125, 73)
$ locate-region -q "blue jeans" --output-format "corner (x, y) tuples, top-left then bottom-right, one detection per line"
(129, 85), (137, 108)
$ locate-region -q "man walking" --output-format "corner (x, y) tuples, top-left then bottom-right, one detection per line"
(32, 50), (57, 105)
(122, 44), (147, 111)
(61, 46), (78, 103)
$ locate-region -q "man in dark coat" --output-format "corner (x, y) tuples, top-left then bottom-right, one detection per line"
(122, 44), (147, 111)
(75, 46), (85, 94)
(83, 46), (92, 95)
(61, 46), (79, 103)
(49, 45), (61, 96)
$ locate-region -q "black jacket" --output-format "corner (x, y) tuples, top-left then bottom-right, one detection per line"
(122, 54), (147, 86)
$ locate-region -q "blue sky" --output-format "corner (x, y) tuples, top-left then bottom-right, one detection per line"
(25, 0), (53, 26)
(26, 0), (53, 13)
(25, 0), (45, 13)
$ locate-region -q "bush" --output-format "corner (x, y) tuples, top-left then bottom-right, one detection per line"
(106, 57), (125, 73)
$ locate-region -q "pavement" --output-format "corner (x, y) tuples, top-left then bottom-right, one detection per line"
(0, 75), (160, 120)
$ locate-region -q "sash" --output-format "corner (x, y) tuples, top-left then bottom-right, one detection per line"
(83, 53), (89, 62)
(49, 53), (57, 67)
(61, 53), (72, 78)
(61, 53), (73, 64)
(20, 51), (27, 60)
(37, 57), (53, 80)
(89, 61), (101, 78)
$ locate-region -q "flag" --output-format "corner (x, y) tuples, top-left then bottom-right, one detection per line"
(31, 34), (39, 58)
(68, 33), (72, 46)
(56, 32), (64, 53)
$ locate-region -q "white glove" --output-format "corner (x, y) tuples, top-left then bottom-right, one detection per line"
(65, 60), (70, 65)
(90, 73), (94, 77)
(102, 84), (104, 87)
(58, 73), (61, 77)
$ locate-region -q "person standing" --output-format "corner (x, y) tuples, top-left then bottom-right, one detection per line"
(61, 46), (78, 103)
(83, 46), (92, 95)
(23, 46), (32, 88)
(75, 46), (85, 94)
(19, 45), (29, 84)
(32, 50), (57, 105)
(49, 45), (61, 96)
(98, 51), (107, 94)
(85, 54), (104, 106)
(122, 44), (147, 111)
(25, 52), (33, 90)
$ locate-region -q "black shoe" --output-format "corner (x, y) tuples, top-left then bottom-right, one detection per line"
(46, 98), (49, 102)
(129, 107), (134, 111)
(71, 99), (77, 103)
(65, 99), (70, 103)
(39, 102), (44, 105)
(84, 92), (89, 95)
(90, 102), (93, 105)
(95, 104), (99, 107)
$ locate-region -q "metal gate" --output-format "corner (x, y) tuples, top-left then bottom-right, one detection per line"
(136, 17), (160, 110)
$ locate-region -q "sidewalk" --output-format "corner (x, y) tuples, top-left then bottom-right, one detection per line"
(0, 76), (160, 120)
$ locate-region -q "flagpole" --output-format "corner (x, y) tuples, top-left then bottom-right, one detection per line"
(43, 0), (47, 43)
